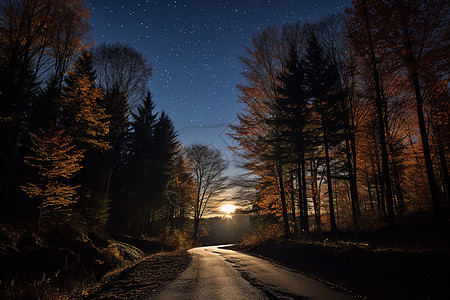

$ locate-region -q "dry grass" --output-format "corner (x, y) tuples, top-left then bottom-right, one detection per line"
(0, 235), (146, 300)
(241, 224), (283, 246)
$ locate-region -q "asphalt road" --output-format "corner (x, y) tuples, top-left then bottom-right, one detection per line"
(150, 245), (354, 300)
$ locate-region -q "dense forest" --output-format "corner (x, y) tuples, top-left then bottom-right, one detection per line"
(0, 0), (448, 245)
(0, 0), (449, 298)
(230, 0), (449, 235)
(0, 0), (234, 245)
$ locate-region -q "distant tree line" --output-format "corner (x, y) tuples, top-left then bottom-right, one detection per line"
(0, 0), (232, 242)
(230, 0), (449, 235)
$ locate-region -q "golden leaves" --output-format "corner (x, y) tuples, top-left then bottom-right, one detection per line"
(20, 127), (83, 213)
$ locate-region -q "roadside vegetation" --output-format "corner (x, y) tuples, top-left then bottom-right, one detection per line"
(0, 1), (226, 298)
(230, 1), (449, 298)
(230, 0), (449, 235)
(233, 215), (450, 299)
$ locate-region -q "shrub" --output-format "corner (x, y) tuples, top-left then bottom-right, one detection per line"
(161, 228), (191, 250)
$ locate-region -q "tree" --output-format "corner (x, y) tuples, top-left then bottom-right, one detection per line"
(100, 87), (129, 201)
(126, 92), (159, 235)
(20, 127), (83, 232)
(315, 14), (364, 230)
(429, 81), (450, 202)
(0, 0), (91, 221)
(346, 0), (396, 228)
(154, 111), (180, 193)
(185, 144), (228, 244)
(230, 23), (304, 236)
(60, 51), (110, 228)
(154, 111), (180, 232)
(303, 29), (344, 232)
(365, 0), (449, 215)
(62, 51), (109, 151)
(92, 43), (152, 106)
(91, 43), (153, 203)
(167, 154), (195, 231)
(277, 43), (311, 232)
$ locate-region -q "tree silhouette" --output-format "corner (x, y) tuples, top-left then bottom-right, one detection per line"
(186, 144), (228, 244)
(277, 43), (311, 232)
(303, 30), (344, 232)
(364, 0), (449, 215)
(346, 0), (396, 228)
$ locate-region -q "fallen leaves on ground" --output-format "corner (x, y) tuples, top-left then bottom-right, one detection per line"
(85, 250), (191, 299)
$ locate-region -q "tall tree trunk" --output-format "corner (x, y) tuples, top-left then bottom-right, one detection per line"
(403, 25), (441, 215)
(276, 161), (291, 237)
(193, 216), (200, 246)
(310, 161), (322, 232)
(411, 70), (441, 213)
(373, 164), (381, 212)
(324, 132), (337, 232)
(300, 144), (309, 232)
(345, 132), (359, 230)
(297, 159), (305, 232)
(391, 159), (406, 214)
(437, 143), (450, 202)
(289, 172), (298, 234)
(363, 0), (395, 228)
(180, 208), (185, 231)
(350, 132), (360, 215)
(169, 203), (175, 229)
(364, 162), (375, 212)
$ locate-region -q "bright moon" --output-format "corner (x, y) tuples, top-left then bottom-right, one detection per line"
(221, 203), (236, 214)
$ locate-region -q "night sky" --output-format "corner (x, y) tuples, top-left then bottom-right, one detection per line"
(87, 0), (351, 171)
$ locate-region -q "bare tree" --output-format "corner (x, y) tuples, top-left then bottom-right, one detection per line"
(92, 42), (152, 107)
(185, 144), (228, 245)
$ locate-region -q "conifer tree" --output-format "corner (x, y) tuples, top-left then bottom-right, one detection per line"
(61, 52), (111, 228)
(127, 92), (159, 235)
(303, 30), (345, 231)
(277, 44), (311, 232)
(100, 87), (129, 203)
(154, 111), (180, 234)
(62, 52), (109, 151)
(155, 111), (180, 194)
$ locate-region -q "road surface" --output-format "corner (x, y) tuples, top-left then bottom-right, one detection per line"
(150, 245), (354, 300)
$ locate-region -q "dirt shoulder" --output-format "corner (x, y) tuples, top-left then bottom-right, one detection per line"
(86, 250), (192, 299)
(230, 220), (450, 300)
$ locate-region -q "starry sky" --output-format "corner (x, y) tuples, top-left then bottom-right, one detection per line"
(86, 0), (351, 171)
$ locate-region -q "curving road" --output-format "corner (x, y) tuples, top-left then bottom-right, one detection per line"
(150, 245), (354, 300)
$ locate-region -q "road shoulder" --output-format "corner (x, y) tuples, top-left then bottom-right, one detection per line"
(86, 250), (192, 299)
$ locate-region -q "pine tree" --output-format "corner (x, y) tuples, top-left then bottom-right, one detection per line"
(62, 52), (109, 151)
(61, 52), (111, 228)
(154, 111), (180, 194)
(154, 111), (180, 234)
(277, 44), (311, 232)
(303, 30), (345, 231)
(127, 92), (159, 235)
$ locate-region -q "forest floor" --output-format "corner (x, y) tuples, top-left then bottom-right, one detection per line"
(0, 223), (188, 299)
(230, 215), (450, 300)
(85, 250), (192, 299)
